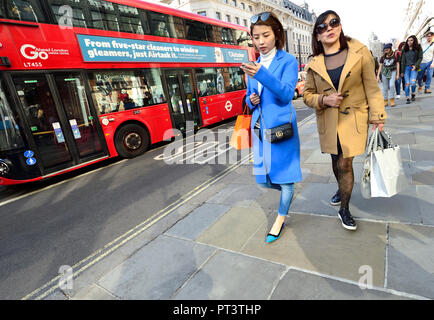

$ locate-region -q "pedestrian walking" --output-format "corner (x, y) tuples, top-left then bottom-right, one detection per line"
(395, 42), (405, 99)
(373, 55), (380, 78)
(303, 10), (386, 231)
(400, 35), (423, 104)
(377, 43), (400, 107)
(242, 11), (301, 243)
(417, 31), (434, 94)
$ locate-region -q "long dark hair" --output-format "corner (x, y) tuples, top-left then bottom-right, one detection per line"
(311, 10), (351, 57)
(398, 41), (406, 51)
(403, 35), (422, 52)
(250, 12), (286, 51)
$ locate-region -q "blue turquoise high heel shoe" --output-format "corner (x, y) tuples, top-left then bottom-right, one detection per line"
(266, 222), (285, 244)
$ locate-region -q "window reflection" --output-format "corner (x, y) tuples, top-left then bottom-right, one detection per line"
(0, 80), (24, 151)
(234, 29), (253, 47)
(3, 0), (45, 22)
(197, 68), (217, 97)
(186, 19), (208, 42)
(48, 0), (87, 28)
(196, 67), (246, 97)
(88, 70), (167, 115)
(222, 28), (235, 45)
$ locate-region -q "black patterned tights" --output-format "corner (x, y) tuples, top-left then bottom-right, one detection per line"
(331, 154), (354, 210)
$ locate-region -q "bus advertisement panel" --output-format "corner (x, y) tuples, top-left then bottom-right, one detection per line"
(0, 0), (255, 185)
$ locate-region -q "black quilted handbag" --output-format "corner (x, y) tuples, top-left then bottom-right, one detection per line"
(259, 105), (294, 143)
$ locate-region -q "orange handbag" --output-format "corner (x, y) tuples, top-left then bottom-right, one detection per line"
(230, 104), (252, 150)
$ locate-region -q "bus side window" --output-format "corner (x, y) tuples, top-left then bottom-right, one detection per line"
(222, 28), (235, 45)
(48, 0), (88, 28)
(212, 26), (223, 45)
(5, 0), (45, 22)
(185, 19), (208, 42)
(138, 9), (151, 35)
(89, 70), (167, 114)
(234, 30), (251, 47)
(196, 68), (217, 97)
(87, 0), (119, 32)
(229, 67), (246, 91)
(206, 24), (214, 43)
(168, 15), (186, 39)
(149, 11), (171, 38)
(118, 4), (144, 34)
(100, 0), (119, 32)
(142, 69), (166, 105)
(0, 80), (24, 152)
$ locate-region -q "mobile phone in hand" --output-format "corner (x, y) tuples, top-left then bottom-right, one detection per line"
(241, 61), (255, 68)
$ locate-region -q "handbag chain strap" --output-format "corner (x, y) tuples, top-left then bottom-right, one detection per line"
(257, 103), (294, 131)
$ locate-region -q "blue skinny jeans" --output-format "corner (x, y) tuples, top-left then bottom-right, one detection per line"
(258, 175), (294, 216)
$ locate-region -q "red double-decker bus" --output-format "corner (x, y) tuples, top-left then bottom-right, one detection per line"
(0, 0), (254, 185)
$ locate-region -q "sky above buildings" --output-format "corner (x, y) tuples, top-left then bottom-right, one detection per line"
(301, 0), (409, 44)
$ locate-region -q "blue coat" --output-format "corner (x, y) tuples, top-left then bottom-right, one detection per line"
(246, 49), (302, 185)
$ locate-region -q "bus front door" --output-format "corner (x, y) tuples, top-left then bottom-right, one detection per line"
(12, 73), (107, 175)
(164, 69), (200, 133)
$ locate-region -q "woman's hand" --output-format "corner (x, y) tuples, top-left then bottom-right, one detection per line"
(396, 74), (400, 80)
(372, 123), (385, 132)
(411, 65), (416, 71)
(241, 63), (262, 78)
(376, 76), (381, 83)
(323, 93), (343, 108)
(250, 93), (260, 106)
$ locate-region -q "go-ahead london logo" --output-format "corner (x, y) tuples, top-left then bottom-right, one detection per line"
(20, 44), (49, 60)
(20, 44), (70, 60)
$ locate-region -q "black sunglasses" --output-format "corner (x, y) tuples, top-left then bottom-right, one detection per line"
(316, 18), (341, 35)
(251, 12), (271, 24)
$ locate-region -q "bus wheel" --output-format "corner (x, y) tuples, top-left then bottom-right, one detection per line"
(115, 124), (150, 158)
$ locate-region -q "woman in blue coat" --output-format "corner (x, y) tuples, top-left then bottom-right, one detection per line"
(241, 12), (302, 243)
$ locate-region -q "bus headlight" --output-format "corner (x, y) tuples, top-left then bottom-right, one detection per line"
(0, 159), (11, 176)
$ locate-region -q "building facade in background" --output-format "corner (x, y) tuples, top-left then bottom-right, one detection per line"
(403, 0), (433, 41)
(369, 32), (384, 59)
(152, 0), (316, 67)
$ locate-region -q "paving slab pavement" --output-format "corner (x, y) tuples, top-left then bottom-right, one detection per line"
(45, 93), (434, 301)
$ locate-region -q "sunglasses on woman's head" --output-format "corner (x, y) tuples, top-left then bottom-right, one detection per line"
(316, 18), (341, 35)
(251, 12), (271, 24)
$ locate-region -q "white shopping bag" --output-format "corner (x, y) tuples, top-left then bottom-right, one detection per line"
(361, 128), (409, 198)
(371, 146), (409, 197)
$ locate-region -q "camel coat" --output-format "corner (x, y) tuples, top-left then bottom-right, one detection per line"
(303, 38), (387, 158)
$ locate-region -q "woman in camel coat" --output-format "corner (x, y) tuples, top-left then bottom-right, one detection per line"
(303, 10), (386, 231)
